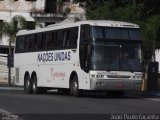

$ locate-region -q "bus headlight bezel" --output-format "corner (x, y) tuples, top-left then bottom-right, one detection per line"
(132, 76), (142, 80)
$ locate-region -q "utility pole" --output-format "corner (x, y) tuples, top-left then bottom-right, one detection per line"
(8, 40), (11, 86)
(8, 0), (12, 86)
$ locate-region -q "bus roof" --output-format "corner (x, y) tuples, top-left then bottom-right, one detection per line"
(17, 20), (139, 36)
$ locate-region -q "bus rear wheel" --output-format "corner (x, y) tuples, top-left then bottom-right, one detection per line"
(24, 75), (32, 94)
(70, 76), (82, 97)
(32, 75), (47, 94)
(32, 75), (43, 94)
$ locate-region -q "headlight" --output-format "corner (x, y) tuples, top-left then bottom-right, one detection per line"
(133, 76), (142, 79)
(91, 74), (96, 78)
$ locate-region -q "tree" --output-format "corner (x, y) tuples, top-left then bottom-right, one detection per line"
(0, 15), (27, 86)
(78, 0), (160, 63)
(0, 15), (27, 44)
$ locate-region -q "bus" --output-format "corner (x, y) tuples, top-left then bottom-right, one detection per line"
(14, 20), (142, 97)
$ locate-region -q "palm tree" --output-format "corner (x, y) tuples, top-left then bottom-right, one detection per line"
(0, 15), (27, 44)
(0, 15), (27, 86)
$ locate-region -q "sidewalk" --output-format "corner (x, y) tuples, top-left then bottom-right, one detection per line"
(0, 79), (16, 87)
(141, 91), (160, 97)
(0, 79), (9, 87)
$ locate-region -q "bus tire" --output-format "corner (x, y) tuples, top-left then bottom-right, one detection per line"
(24, 75), (32, 94)
(32, 75), (40, 94)
(70, 76), (82, 97)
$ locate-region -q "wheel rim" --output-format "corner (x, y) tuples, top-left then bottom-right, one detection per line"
(26, 80), (30, 89)
(32, 76), (37, 93)
(72, 80), (78, 95)
(32, 81), (36, 92)
(73, 81), (78, 92)
(25, 79), (30, 90)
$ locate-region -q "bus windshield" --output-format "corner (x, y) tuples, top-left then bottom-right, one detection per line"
(91, 43), (142, 72)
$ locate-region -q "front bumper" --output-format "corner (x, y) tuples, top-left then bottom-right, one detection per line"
(90, 79), (142, 91)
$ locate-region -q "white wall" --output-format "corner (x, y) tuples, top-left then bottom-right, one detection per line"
(0, 55), (13, 81)
(155, 49), (160, 73)
(0, 0), (45, 12)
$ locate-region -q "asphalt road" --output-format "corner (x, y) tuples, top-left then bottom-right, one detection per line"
(0, 88), (160, 120)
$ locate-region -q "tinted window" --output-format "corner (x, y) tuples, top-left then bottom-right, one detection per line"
(36, 33), (44, 49)
(63, 29), (70, 48)
(57, 30), (64, 49)
(16, 36), (25, 53)
(45, 32), (53, 49)
(15, 26), (79, 53)
(52, 31), (57, 49)
(70, 27), (78, 48)
(25, 35), (35, 51)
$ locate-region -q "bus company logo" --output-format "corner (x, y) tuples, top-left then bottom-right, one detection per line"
(37, 51), (71, 63)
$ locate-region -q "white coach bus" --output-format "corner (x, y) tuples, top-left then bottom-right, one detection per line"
(14, 20), (142, 97)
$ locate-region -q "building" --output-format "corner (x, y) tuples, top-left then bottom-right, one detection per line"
(0, 0), (85, 82)
(0, 0), (85, 45)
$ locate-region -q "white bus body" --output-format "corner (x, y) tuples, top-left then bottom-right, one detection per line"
(14, 20), (142, 96)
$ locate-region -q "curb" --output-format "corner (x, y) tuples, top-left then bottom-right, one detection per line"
(142, 92), (160, 97)
(0, 86), (23, 90)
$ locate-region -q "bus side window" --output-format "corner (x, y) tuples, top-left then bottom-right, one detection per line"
(25, 35), (35, 51)
(63, 29), (69, 49)
(69, 27), (78, 48)
(25, 35), (30, 51)
(33, 34), (37, 51)
(16, 36), (25, 53)
(34, 34), (38, 50)
(37, 33), (43, 50)
(52, 31), (57, 49)
(45, 32), (53, 50)
(29, 35), (35, 51)
(57, 30), (64, 49)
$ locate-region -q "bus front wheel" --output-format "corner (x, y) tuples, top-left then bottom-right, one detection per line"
(70, 76), (82, 97)
(24, 75), (32, 94)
